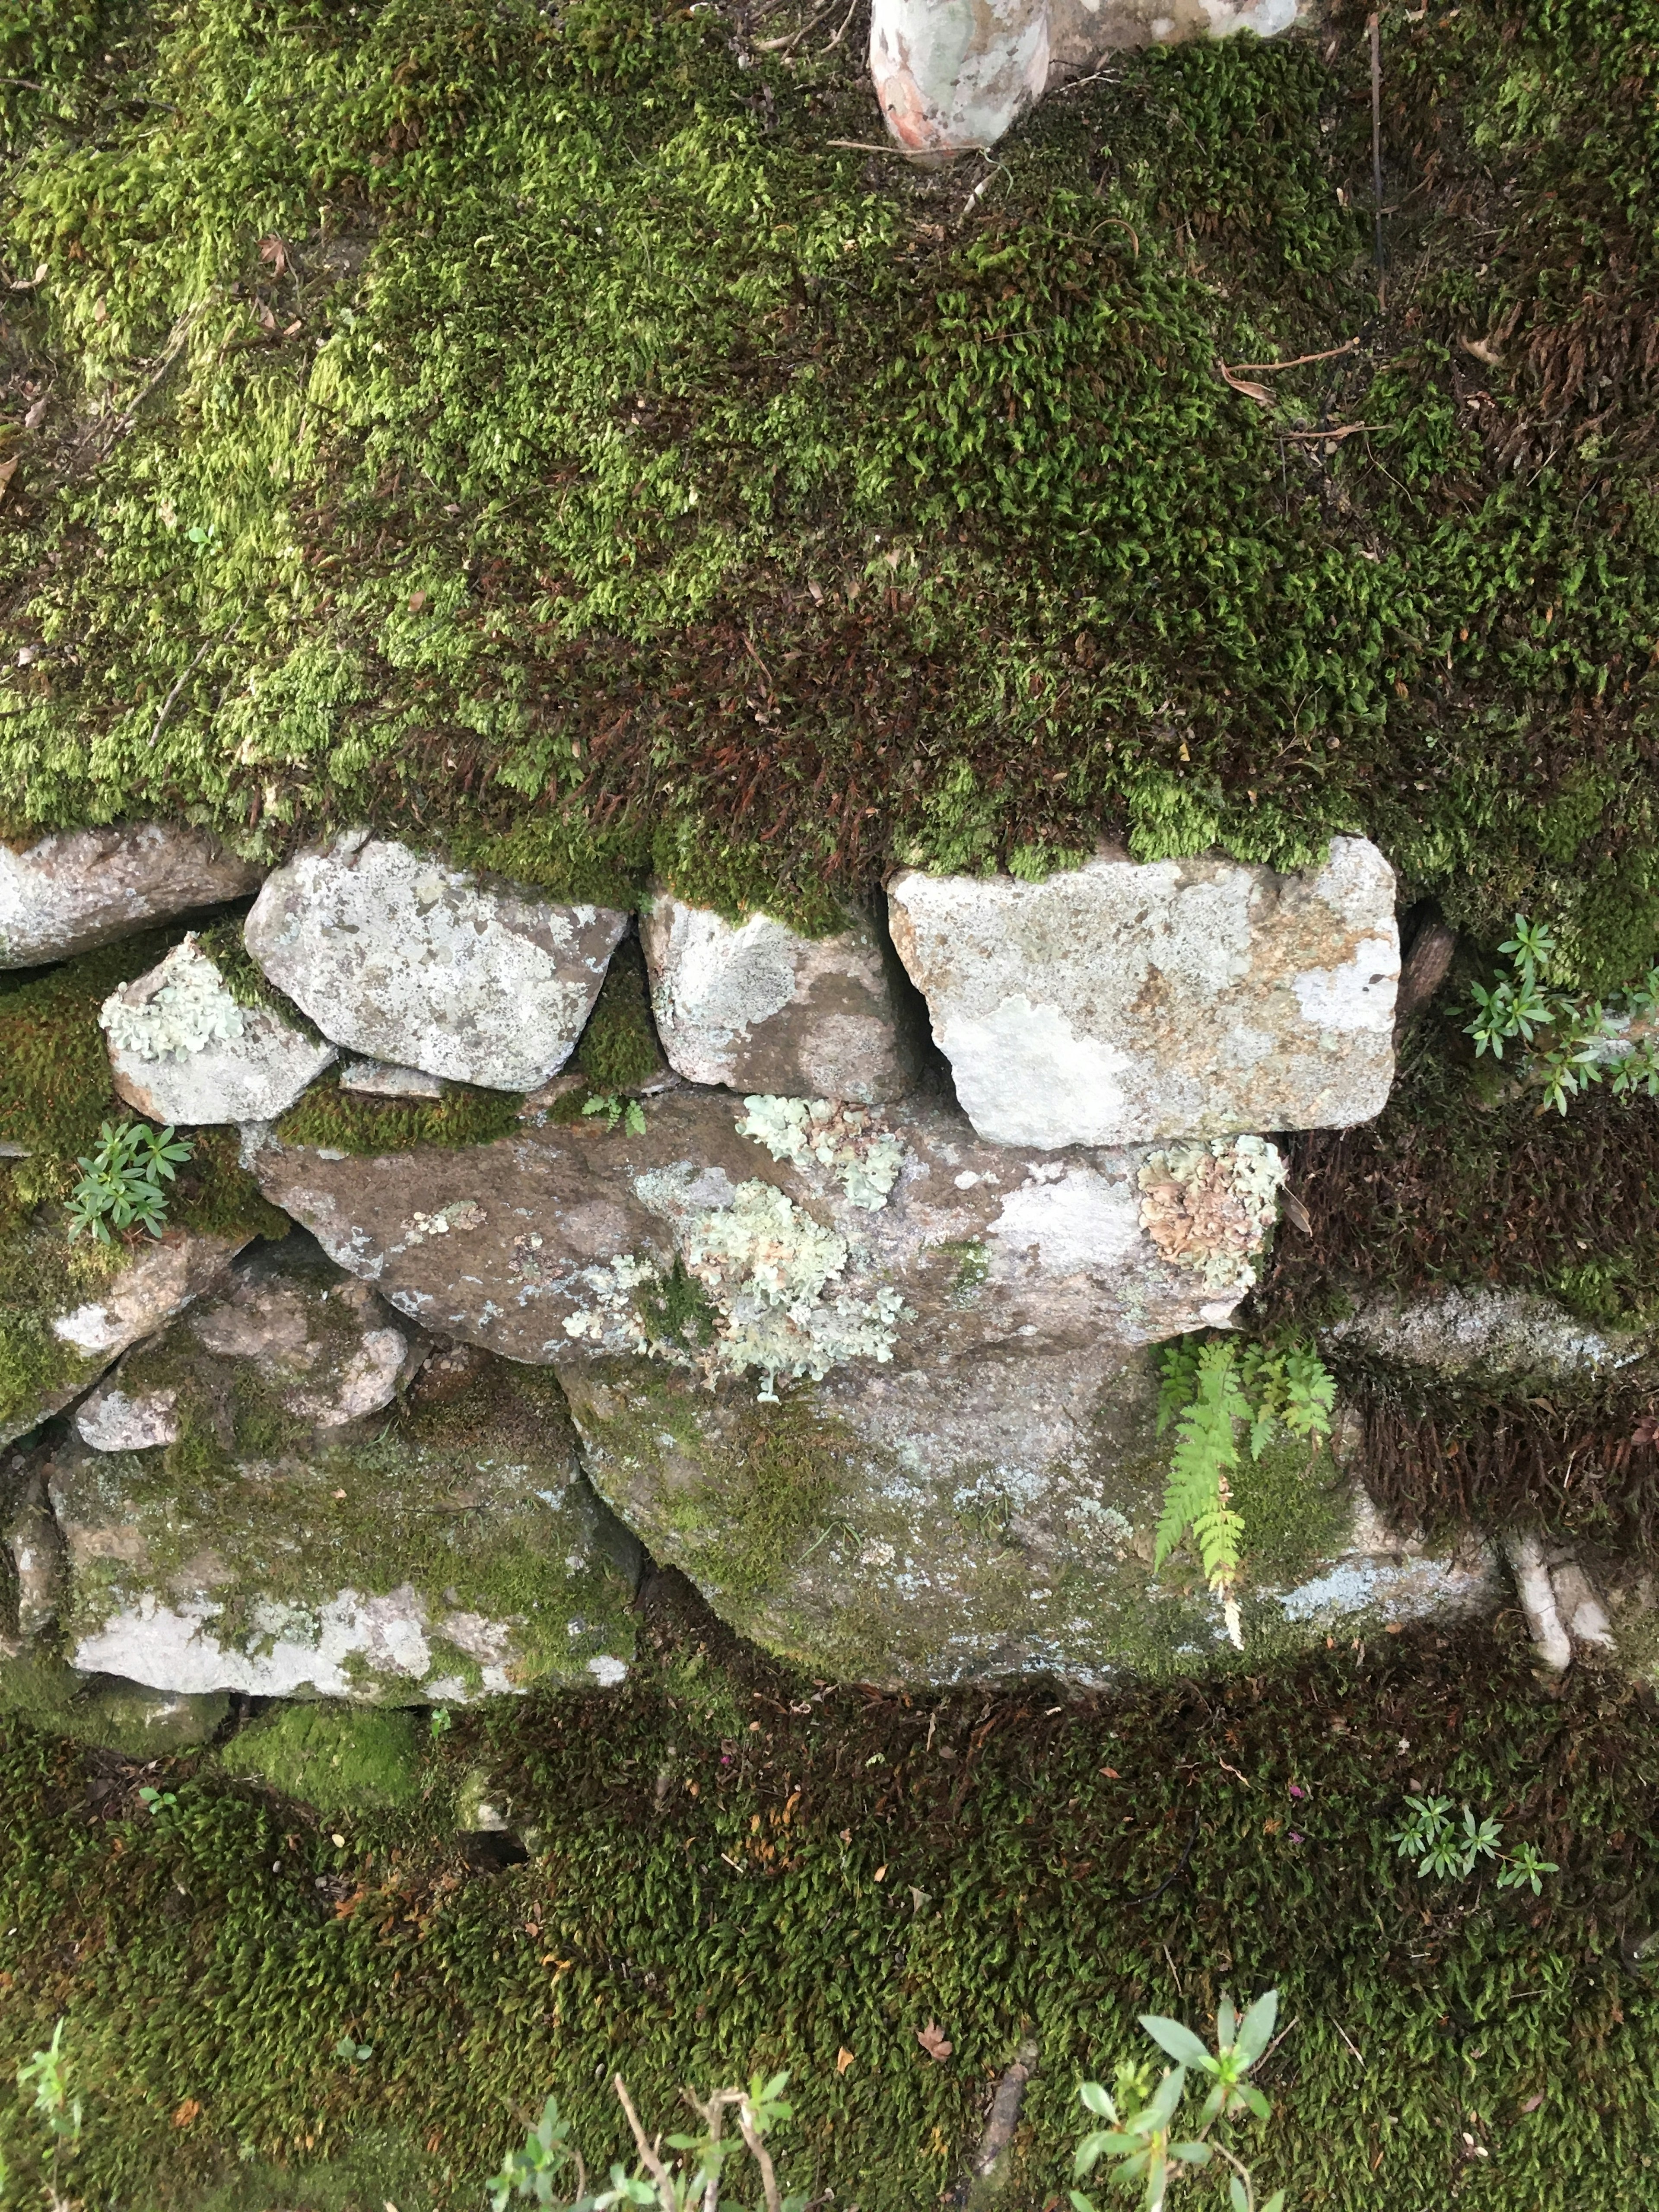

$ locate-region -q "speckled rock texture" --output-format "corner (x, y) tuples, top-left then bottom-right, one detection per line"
(640, 892), (922, 1103)
(1045, 0), (1310, 82)
(101, 938), (337, 1125)
(1, 1226), (251, 1452)
(244, 831), (627, 1092)
(887, 837), (1400, 1149)
(1325, 1287), (1652, 1383)
(0, 824), (264, 968)
(870, 0), (1048, 157)
(40, 1246), (642, 1702)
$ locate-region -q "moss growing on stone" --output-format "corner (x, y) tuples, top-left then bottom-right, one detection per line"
(222, 1703), (424, 1813)
(0, 930), (182, 1160)
(0, 1650), (227, 1756)
(274, 1073), (524, 1156)
(194, 917), (327, 1047)
(572, 933), (666, 1094)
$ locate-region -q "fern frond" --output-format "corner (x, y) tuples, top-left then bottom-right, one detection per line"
(1153, 1341), (1246, 1573)
(1155, 1338), (1203, 1439)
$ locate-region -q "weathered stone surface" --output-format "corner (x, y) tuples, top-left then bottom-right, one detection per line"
(2, 1224), (251, 1452)
(101, 937), (336, 1125)
(641, 891), (921, 1103)
(339, 1058), (444, 1101)
(0, 824), (264, 969)
(871, 0), (1047, 159)
(1326, 1287), (1649, 1383)
(244, 832), (627, 1091)
(887, 838), (1399, 1149)
(43, 1243), (641, 1701)
(1046, 0), (1309, 82)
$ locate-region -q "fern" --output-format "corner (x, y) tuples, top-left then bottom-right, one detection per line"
(1153, 1333), (1338, 1651)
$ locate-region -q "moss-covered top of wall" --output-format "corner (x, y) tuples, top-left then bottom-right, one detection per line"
(1, 0), (1656, 968)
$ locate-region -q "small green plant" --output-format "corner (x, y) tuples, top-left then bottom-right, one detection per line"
(65, 1120), (193, 1242)
(429, 1705), (452, 1742)
(1467, 916), (1659, 1114)
(487, 2069), (806, 2212)
(334, 2033), (374, 2065)
(1154, 1339), (1336, 1649)
(582, 1093), (648, 1136)
(1387, 1796), (1559, 1891)
(1071, 1992), (1285, 2212)
(136, 1785), (177, 1814)
(16, 2020), (84, 2212)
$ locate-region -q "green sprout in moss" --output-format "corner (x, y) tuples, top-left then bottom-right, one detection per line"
(1467, 915), (1659, 1115)
(583, 1093), (647, 1136)
(65, 1122), (194, 1243)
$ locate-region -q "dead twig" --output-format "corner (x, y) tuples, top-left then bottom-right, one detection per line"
(1281, 423), (1377, 442)
(148, 627), (232, 749)
(754, 0), (838, 52)
(1224, 338), (1359, 373)
(613, 2077), (677, 2212)
(820, 0), (863, 51)
(1368, 12), (1386, 295)
(825, 138), (905, 154)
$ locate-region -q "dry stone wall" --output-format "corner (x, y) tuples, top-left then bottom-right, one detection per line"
(0, 820), (1606, 1708)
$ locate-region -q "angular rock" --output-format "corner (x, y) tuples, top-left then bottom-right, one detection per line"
(0, 824), (264, 969)
(244, 832), (627, 1092)
(100, 937), (336, 1125)
(887, 837), (1399, 1149)
(641, 891), (921, 1103)
(45, 1243), (641, 1701)
(870, 0), (1048, 158)
(2, 1223), (251, 1451)
(1045, 0), (1310, 84)
(339, 1058), (444, 1101)
(1325, 1287), (1649, 1384)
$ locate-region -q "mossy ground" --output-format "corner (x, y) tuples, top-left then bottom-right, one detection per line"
(2, 0), (1657, 973)
(1, 1595), (1658, 2209)
(219, 1703), (426, 1814)
(273, 1073), (524, 1155)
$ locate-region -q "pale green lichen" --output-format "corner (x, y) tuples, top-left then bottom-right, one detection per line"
(99, 937), (245, 1063)
(1138, 1134), (1285, 1294)
(563, 1179), (908, 1401)
(736, 1095), (905, 1211)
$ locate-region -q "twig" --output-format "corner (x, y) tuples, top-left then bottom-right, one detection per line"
(820, 0), (862, 51)
(1225, 338), (1359, 373)
(1368, 13), (1386, 293)
(1052, 65), (1122, 97)
(960, 160), (1006, 219)
(1281, 423), (1376, 442)
(148, 631), (222, 748)
(614, 2076), (677, 2212)
(754, 0), (838, 52)
(1123, 1808), (1202, 1904)
(734, 2100), (785, 2212)
(1333, 2019), (1367, 2069)
(825, 139), (906, 155)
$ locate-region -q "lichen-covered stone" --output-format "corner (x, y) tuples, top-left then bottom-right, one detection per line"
(251, 1086), (1271, 1386)
(339, 1058), (445, 1101)
(0, 824), (264, 969)
(44, 1297), (642, 1702)
(244, 831), (627, 1091)
(1325, 1287), (1651, 1383)
(101, 937), (337, 1125)
(641, 891), (920, 1103)
(887, 838), (1399, 1149)
(561, 1356), (1496, 1685)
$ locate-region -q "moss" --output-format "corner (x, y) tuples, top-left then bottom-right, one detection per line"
(1232, 1437), (1350, 1588)
(220, 1703), (424, 1813)
(193, 917), (327, 1047)
(273, 1072), (524, 1155)
(572, 934), (666, 1093)
(0, 1650), (227, 1755)
(0, 929), (183, 1160)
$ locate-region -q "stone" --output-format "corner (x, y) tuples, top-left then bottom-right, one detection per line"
(100, 937), (337, 1125)
(640, 890), (921, 1103)
(0, 1648), (229, 1754)
(0, 824), (264, 969)
(44, 1249), (641, 1701)
(1325, 1287), (1649, 1384)
(339, 1058), (445, 1101)
(2, 1222), (251, 1452)
(887, 838), (1399, 1149)
(870, 0), (1048, 161)
(1045, 0), (1309, 83)
(244, 831), (627, 1091)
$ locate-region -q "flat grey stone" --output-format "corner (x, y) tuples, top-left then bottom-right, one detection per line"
(0, 824), (264, 968)
(101, 938), (336, 1125)
(887, 836), (1399, 1149)
(1325, 1286), (1649, 1383)
(340, 1058), (445, 1100)
(641, 891), (921, 1102)
(244, 833), (627, 1092)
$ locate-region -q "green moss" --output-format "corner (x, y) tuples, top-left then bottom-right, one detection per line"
(220, 1704), (424, 1813)
(1233, 1437), (1349, 1588)
(0, 930), (182, 1159)
(0, 1651), (227, 1756)
(3, 3), (1659, 970)
(194, 917), (326, 1046)
(572, 934), (665, 1093)
(273, 1073), (523, 1155)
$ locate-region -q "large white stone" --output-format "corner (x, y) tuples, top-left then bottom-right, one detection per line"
(0, 824), (264, 968)
(243, 832), (627, 1092)
(870, 0), (1048, 158)
(100, 938), (336, 1125)
(640, 892), (920, 1103)
(887, 838), (1399, 1149)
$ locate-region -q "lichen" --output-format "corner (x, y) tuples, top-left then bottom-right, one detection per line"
(735, 1095), (905, 1211)
(99, 934), (245, 1063)
(1138, 1135), (1285, 1294)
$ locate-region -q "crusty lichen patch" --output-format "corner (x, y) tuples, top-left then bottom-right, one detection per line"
(1138, 1135), (1284, 1293)
(100, 935), (245, 1062)
(735, 1095), (905, 1210)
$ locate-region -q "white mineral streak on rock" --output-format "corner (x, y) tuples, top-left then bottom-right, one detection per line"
(66, 1586), (449, 1700)
(244, 832), (627, 1091)
(74, 1386), (181, 1453)
(0, 823), (265, 968)
(1549, 1560), (1615, 1651)
(641, 892), (919, 1103)
(870, 0), (1049, 157)
(339, 1057), (445, 1100)
(100, 938), (336, 1125)
(887, 839), (1399, 1148)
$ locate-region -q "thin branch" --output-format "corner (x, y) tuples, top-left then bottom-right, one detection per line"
(1224, 339), (1359, 373)
(825, 138), (907, 155)
(754, 0), (838, 52)
(148, 631), (222, 749)
(820, 0), (863, 51)
(734, 2103), (784, 2212)
(613, 2076), (677, 2212)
